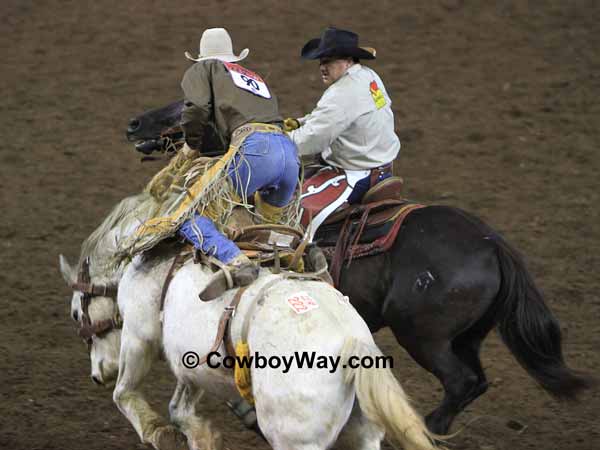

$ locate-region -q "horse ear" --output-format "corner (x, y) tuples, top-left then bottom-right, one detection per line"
(59, 254), (76, 285)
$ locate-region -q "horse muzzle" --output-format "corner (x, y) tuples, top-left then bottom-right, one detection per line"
(134, 139), (164, 154)
(127, 117), (142, 136)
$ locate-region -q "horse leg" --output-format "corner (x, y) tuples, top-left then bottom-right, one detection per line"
(113, 331), (187, 450)
(449, 315), (497, 413)
(261, 409), (342, 450)
(333, 401), (384, 450)
(254, 373), (353, 450)
(271, 443), (327, 450)
(393, 334), (480, 435)
(168, 382), (223, 450)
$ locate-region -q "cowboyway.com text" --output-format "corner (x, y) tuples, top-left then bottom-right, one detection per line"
(181, 350), (393, 373)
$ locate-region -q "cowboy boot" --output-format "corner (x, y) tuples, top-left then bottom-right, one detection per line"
(254, 192), (285, 224)
(229, 253), (259, 286)
(306, 245), (334, 285)
(199, 253), (259, 301)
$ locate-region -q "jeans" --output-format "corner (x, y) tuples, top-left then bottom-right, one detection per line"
(346, 170), (392, 204)
(178, 131), (300, 263)
(228, 131), (300, 207)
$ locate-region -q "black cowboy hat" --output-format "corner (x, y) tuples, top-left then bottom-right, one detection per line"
(301, 27), (376, 60)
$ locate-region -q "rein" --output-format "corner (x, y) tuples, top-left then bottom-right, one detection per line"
(71, 257), (121, 348)
(138, 126), (184, 161)
(70, 251), (188, 349)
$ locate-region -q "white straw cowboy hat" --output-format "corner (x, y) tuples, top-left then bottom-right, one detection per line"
(185, 28), (249, 63)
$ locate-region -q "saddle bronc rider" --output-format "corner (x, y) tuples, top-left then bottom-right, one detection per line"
(178, 28), (300, 289)
(285, 27), (401, 241)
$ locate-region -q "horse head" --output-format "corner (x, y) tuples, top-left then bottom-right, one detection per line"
(126, 99), (185, 155)
(59, 253), (121, 386)
(126, 99), (226, 156)
(59, 193), (158, 386)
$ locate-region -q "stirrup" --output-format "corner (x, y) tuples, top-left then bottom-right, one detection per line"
(226, 398), (265, 440)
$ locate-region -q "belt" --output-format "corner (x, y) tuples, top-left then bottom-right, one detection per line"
(369, 162), (393, 187)
(231, 122), (283, 141)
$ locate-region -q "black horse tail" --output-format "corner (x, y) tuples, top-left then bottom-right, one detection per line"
(491, 235), (593, 400)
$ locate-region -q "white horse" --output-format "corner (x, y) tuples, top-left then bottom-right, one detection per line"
(60, 195), (442, 450)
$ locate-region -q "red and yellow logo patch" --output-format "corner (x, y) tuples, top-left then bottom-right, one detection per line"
(369, 81), (386, 109)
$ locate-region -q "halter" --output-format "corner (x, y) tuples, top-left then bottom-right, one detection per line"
(71, 257), (121, 349)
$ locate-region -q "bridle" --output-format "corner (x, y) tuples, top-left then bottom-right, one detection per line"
(136, 123), (227, 159)
(136, 126), (184, 159)
(70, 257), (121, 349)
(158, 126), (185, 154)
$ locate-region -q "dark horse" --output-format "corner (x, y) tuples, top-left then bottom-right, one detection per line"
(126, 100), (592, 434)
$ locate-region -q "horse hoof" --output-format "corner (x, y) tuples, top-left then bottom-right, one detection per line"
(153, 425), (188, 450)
(425, 413), (449, 436)
(188, 421), (224, 450)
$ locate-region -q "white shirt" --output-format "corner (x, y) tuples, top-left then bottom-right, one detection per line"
(289, 64), (400, 170)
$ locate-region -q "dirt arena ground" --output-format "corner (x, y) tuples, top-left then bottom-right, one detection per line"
(2, 1), (599, 449)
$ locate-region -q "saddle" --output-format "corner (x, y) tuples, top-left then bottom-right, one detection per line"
(232, 224), (334, 284)
(311, 176), (426, 286)
(322, 175), (406, 226)
(158, 220), (333, 305)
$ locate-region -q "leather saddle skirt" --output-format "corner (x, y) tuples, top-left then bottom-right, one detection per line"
(314, 199), (408, 246)
(300, 169), (409, 246)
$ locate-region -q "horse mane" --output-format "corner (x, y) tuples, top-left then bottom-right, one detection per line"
(79, 192), (159, 274)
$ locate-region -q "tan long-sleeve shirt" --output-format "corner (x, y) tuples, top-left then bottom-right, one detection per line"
(180, 59), (283, 152)
(289, 64), (400, 170)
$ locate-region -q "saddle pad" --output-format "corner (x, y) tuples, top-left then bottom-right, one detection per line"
(348, 204), (426, 258)
(315, 201), (407, 246)
(321, 204), (426, 287)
